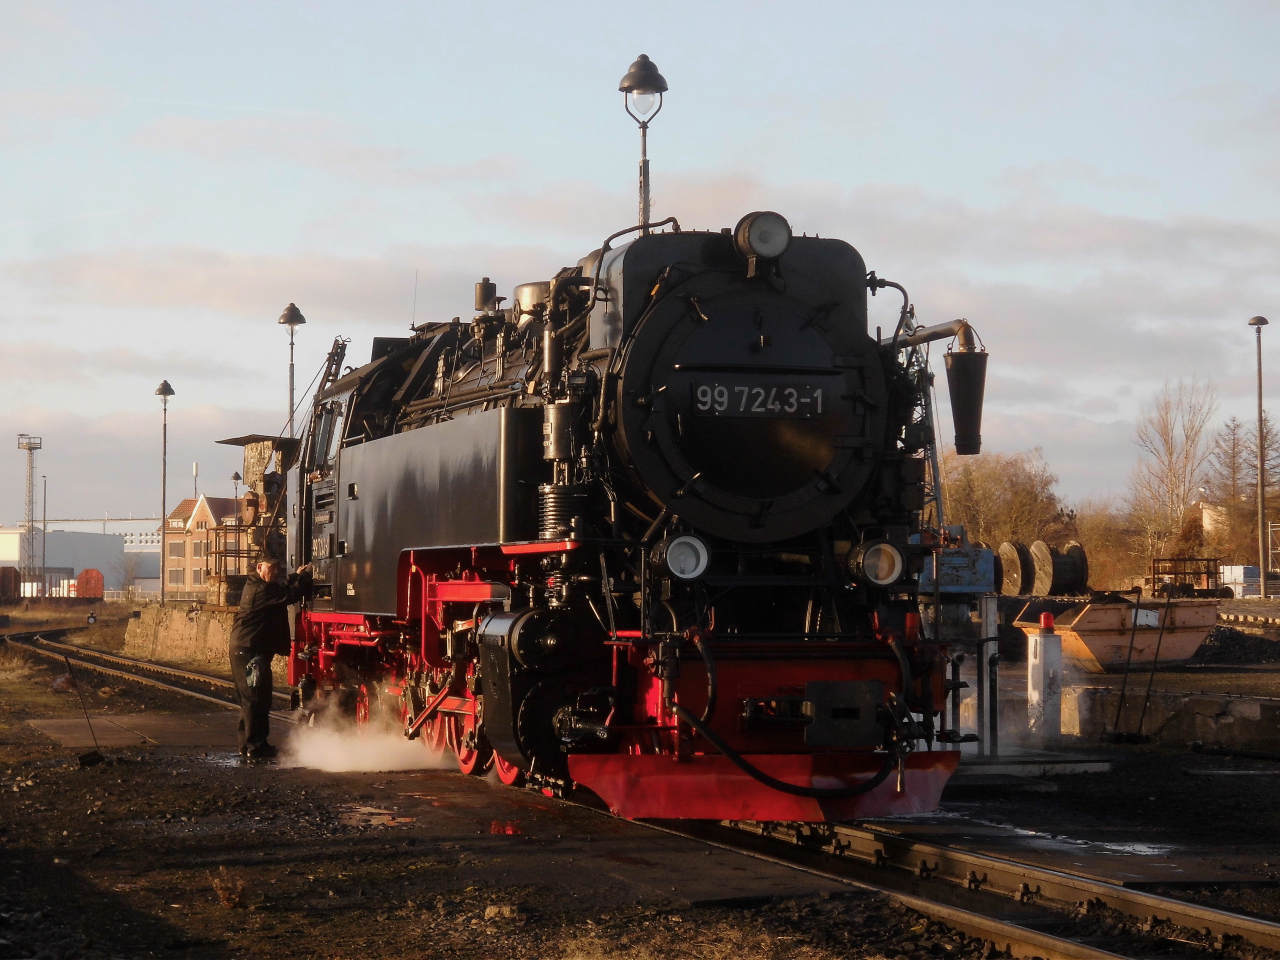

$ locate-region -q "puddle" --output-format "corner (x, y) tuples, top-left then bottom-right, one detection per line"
(996, 823), (1174, 857)
(338, 804), (416, 827)
(196, 753), (249, 768)
(489, 820), (522, 835)
(862, 812), (1175, 857)
(1095, 842), (1174, 856)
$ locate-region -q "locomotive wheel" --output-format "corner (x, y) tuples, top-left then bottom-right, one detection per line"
(450, 713), (492, 776)
(423, 712), (449, 754)
(492, 754), (524, 787)
(355, 684), (372, 738)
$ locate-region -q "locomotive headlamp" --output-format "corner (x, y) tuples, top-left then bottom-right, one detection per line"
(848, 540), (904, 588)
(734, 211), (792, 262)
(653, 534), (710, 581)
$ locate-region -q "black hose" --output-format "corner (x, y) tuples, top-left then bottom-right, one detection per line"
(1112, 587), (1143, 733)
(1136, 592), (1174, 736)
(870, 278), (911, 351)
(693, 636), (717, 723)
(668, 702), (895, 799)
(888, 637), (913, 692)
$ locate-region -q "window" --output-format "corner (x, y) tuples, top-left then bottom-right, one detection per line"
(191, 569), (205, 586)
(192, 542), (206, 559)
(308, 399), (348, 470)
(168, 519), (184, 529)
(168, 568), (184, 586)
(196, 521), (208, 530)
(168, 542), (185, 559)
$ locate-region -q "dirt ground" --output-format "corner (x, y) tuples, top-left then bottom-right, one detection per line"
(6, 620), (1280, 960)
(0, 601), (135, 654)
(0, 641), (1003, 960)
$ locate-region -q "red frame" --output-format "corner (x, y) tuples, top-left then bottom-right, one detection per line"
(288, 544), (958, 821)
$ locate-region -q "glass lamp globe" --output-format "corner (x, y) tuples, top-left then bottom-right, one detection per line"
(629, 90), (657, 117)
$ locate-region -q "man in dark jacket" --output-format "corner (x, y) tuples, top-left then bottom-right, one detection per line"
(229, 559), (312, 759)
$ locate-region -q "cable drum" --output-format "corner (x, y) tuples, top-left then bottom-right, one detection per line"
(998, 541), (1035, 596)
(1030, 540), (1089, 596)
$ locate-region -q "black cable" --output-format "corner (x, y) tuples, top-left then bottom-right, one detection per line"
(1137, 592), (1174, 736)
(1112, 587), (1143, 733)
(668, 702), (895, 799)
(693, 636), (717, 723)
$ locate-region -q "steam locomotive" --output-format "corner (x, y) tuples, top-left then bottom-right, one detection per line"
(285, 211), (988, 821)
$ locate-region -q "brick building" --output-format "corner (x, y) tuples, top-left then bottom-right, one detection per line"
(161, 495), (244, 602)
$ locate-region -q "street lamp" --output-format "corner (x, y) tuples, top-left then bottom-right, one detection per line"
(618, 54), (668, 232)
(156, 379), (175, 606)
(232, 471), (242, 500)
(279, 303), (306, 437)
(1250, 316), (1269, 599)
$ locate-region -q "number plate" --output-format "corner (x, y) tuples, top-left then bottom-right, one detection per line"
(691, 382), (826, 417)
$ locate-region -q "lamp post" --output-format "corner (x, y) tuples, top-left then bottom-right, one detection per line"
(156, 380), (175, 605)
(618, 54), (668, 233)
(1250, 316), (1269, 599)
(232, 471), (241, 501)
(41, 476), (46, 597)
(279, 303), (306, 437)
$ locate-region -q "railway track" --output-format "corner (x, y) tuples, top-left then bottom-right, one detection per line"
(1, 628), (294, 719)
(643, 818), (1280, 959)
(735, 819), (1280, 953)
(6, 627), (1279, 957)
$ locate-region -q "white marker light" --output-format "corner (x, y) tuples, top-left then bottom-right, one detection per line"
(657, 534), (710, 580)
(850, 541), (904, 587)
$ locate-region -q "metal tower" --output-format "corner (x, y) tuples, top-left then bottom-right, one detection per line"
(17, 435), (41, 593)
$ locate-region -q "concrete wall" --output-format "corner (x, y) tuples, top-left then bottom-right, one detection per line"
(1064, 686), (1280, 753)
(123, 604), (289, 683)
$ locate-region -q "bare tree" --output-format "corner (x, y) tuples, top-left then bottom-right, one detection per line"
(1243, 411), (1280, 498)
(1070, 496), (1145, 590)
(110, 552), (144, 597)
(1204, 417), (1250, 561)
(1126, 378), (1218, 558)
(941, 447), (1062, 546)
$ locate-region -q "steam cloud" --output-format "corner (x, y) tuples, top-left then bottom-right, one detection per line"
(281, 701), (453, 773)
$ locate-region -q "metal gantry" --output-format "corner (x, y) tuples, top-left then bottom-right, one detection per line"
(16, 435), (41, 594)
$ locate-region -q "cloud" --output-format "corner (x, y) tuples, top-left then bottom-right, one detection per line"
(0, 404), (276, 526)
(481, 173), (1280, 273)
(134, 116), (519, 186)
(0, 86), (112, 144)
(994, 159), (1157, 196)
(965, 409), (1137, 501)
(4, 243), (568, 323)
(0, 341), (253, 383)
(474, 172), (1280, 406)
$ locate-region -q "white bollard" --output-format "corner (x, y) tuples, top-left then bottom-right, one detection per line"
(1027, 612), (1062, 738)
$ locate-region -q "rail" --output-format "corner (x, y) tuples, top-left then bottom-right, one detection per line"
(1, 629), (294, 720)
(713, 819), (1280, 955)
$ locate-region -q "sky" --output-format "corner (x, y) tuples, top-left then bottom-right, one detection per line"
(3, 0), (1280, 528)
